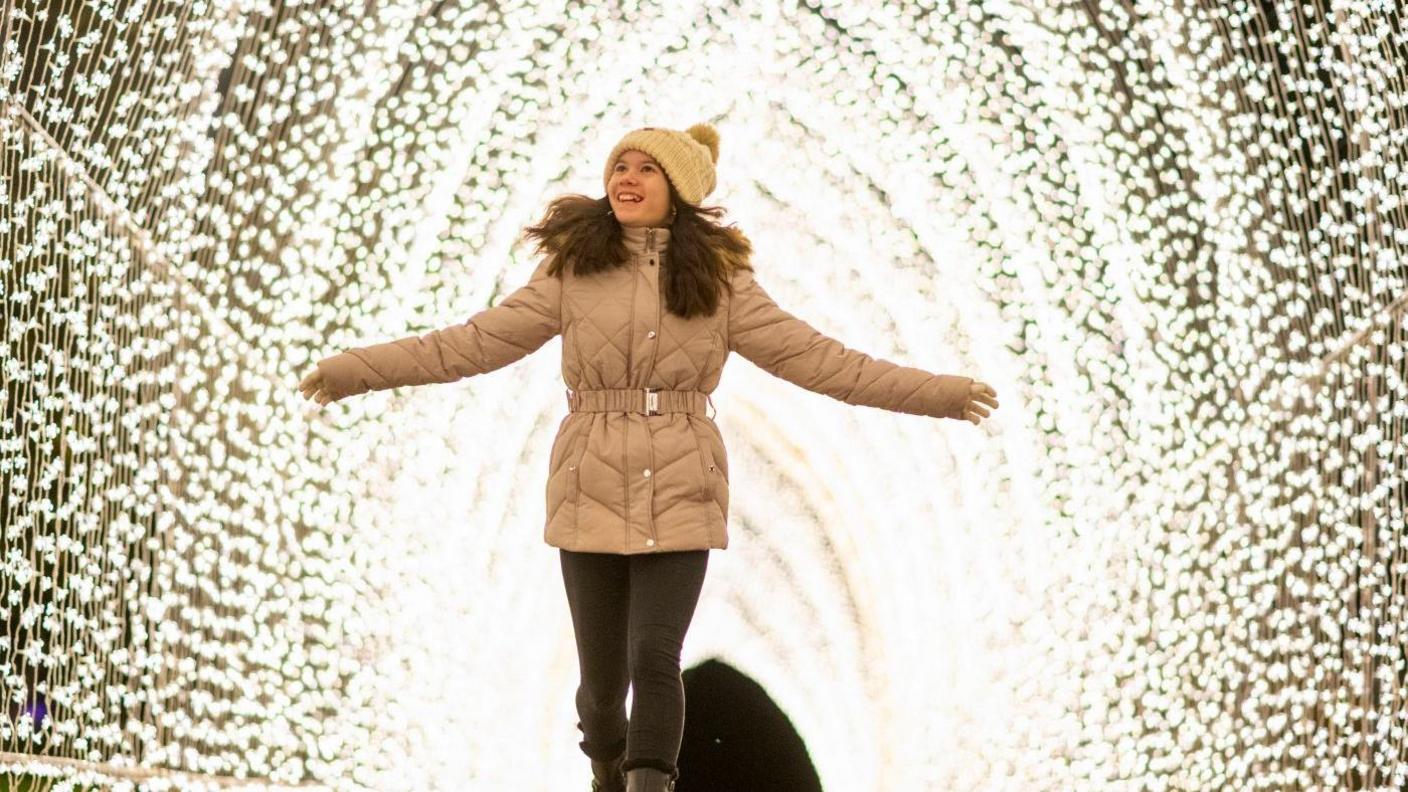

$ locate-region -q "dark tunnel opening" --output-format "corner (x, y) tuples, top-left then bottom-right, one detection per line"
(677, 659), (824, 792)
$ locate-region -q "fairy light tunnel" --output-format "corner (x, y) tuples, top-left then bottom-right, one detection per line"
(1, 0), (1405, 790)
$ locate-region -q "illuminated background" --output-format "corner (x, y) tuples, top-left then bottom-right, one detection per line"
(2, 0), (1405, 790)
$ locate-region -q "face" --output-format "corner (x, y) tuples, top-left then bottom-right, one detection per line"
(608, 149), (672, 228)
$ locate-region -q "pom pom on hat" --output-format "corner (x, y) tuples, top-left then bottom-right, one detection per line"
(603, 122), (720, 206)
(686, 123), (719, 164)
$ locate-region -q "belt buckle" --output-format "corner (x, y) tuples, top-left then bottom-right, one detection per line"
(643, 387), (660, 416)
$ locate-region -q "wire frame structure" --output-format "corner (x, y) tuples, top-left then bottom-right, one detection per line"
(1, 0), (1405, 790)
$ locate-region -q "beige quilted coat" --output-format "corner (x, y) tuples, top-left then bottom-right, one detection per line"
(316, 224), (973, 554)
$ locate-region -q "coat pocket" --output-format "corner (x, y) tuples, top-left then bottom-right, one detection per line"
(690, 417), (728, 503)
(698, 417), (728, 483)
(547, 418), (589, 520)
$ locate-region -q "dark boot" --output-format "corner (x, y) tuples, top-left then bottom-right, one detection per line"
(624, 767), (677, 792)
(589, 752), (625, 792)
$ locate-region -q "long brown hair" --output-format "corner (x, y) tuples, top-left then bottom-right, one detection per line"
(521, 182), (754, 320)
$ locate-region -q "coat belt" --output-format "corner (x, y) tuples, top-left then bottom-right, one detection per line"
(566, 387), (714, 418)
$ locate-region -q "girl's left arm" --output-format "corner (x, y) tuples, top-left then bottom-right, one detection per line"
(727, 266), (972, 420)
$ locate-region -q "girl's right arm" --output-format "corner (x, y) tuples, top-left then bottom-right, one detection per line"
(315, 255), (562, 401)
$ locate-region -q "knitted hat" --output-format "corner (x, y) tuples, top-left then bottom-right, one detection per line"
(602, 122), (720, 205)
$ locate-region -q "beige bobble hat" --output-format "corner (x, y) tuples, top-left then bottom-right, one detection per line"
(602, 122), (720, 206)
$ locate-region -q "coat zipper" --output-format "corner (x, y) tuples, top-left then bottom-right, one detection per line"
(644, 226), (659, 548)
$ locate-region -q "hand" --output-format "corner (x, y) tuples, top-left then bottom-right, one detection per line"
(298, 365), (336, 406)
(962, 380), (998, 425)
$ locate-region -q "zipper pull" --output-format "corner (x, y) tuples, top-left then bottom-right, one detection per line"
(646, 228), (655, 251)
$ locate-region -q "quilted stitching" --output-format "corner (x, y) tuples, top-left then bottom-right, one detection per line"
(652, 317), (710, 382)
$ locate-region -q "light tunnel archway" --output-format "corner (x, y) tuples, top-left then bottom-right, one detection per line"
(1, 0), (1405, 791)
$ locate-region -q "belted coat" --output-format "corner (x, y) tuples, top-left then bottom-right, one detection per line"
(316, 223), (974, 554)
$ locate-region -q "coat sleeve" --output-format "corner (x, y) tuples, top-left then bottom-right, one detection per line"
(726, 267), (972, 420)
(316, 256), (562, 400)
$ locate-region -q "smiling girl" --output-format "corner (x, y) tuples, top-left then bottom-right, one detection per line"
(298, 122), (998, 791)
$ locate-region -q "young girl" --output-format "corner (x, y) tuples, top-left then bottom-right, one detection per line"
(299, 122), (999, 792)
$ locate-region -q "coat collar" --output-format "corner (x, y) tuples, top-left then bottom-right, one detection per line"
(621, 223), (671, 257)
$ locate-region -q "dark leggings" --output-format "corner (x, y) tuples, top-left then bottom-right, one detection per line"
(560, 548), (709, 781)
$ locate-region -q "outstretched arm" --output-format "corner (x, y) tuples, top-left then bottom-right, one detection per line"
(315, 256), (562, 401)
(727, 267), (973, 420)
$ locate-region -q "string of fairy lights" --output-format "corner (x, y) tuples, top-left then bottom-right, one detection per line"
(1, 0), (1404, 790)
